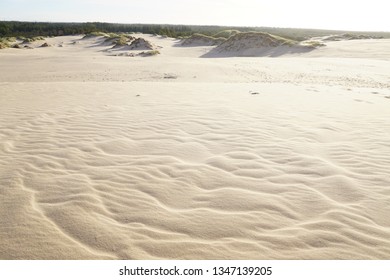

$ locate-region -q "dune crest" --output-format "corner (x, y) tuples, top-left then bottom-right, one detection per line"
(181, 33), (226, 47)
(203, 32), (315, 57)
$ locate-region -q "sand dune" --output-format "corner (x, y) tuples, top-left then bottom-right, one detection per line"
(1, 34), (390, 259)
(204, 32), (313, 57)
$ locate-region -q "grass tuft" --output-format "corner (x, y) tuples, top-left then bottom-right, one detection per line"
(213, 30), (241, 39)
(139, 50), (160, 56)
(0, 37), (17, 49)
(302, 40), (326, 47)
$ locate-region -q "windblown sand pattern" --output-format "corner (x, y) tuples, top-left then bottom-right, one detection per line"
(1, 35), (390, 259)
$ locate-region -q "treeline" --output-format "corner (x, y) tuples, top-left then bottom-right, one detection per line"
(1, 21), (390, 40)
(0, 21), (195, 38)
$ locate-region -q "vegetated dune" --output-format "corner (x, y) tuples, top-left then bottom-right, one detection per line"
(81, 32), (109, 39)
(81, 33), (136, 49)
(322, 33), (383, 41)
(204, 32), (314, 57)
(0, 34), (390, 260)
(103, 37), (160, 57)
(79, 34), (158, 52)
(0, 37), (18, 49)
(181, 33), (226, 46)
(298, 33), (383, 49)
(128, 38), (157, 50)
(108, 35), (135, 48)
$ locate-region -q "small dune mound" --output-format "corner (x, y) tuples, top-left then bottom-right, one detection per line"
(113, 52), (136, 57)
(82, 32), (136, 48)
(181, 33), (226, 46)
(128, 38), (156, 50)
(138, 50), (160, 57)
(322, 33), (383, 41)
(112, 50), (160, 57)
(40, 42), (51, 47)
(213, 30), (241, 39)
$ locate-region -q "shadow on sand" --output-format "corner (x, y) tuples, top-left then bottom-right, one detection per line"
(201, 45), (316, 58)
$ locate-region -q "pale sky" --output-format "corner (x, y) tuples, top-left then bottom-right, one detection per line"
(0, 0), (389, 31)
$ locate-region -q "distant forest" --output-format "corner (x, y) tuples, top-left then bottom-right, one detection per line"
(1, 21), (390, 41)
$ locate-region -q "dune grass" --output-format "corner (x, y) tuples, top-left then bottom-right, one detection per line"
(0, 37), (16, 49)
(139, 50), (160, 56)
(97, 33), (135, 46)
(213, 30), (241, 39)
(225, 32), (298, 47)
(21, 36), (45, 43)
(302, 40), (326, 47)
(115, 35), (130, 46)
(0, 42), (10, 49)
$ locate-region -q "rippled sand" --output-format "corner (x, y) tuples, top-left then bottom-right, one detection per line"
(1, 35), (390, 259)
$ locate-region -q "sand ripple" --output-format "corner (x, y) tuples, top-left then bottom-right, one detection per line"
(1, 81), (389, 259)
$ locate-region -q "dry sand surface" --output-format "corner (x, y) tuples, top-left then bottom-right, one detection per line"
(1, 34), (390, 259)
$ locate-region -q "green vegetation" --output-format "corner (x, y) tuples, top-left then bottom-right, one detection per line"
(302, 40), (326, 47)
(114, 35), (134, 45)
(264, 32), (298, 46)
(104, 34), (134, 46)
(0, 42), (10, 49)
(224, 32), (298, 47)
(21, 36), (45, 43)
(0, 21), (193, 38)
(0, 37), (16, 49)
(213, 30), (240, 38)
(115, 36), (129, 46)
(89, 31), (108, 37)
(82, 31), (108, 38)
(1, 21), (389, 41)
(181, 33), (226, 46)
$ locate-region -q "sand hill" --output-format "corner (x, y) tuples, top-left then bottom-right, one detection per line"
(205, 32), (315, 57)
(80, 34), (157, 52)
(128, 38), (156, 50)
(40, 42), (51, 47)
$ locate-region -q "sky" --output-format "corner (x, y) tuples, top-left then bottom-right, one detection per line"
(0, 0), (389, 32)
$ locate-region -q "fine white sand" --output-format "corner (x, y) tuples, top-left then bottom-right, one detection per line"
(1, 34), (390, 259)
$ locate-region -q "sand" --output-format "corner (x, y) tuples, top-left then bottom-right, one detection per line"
(0, 34), (390, 260)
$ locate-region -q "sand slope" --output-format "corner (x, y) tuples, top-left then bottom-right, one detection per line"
(1, 35), (390, 259)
